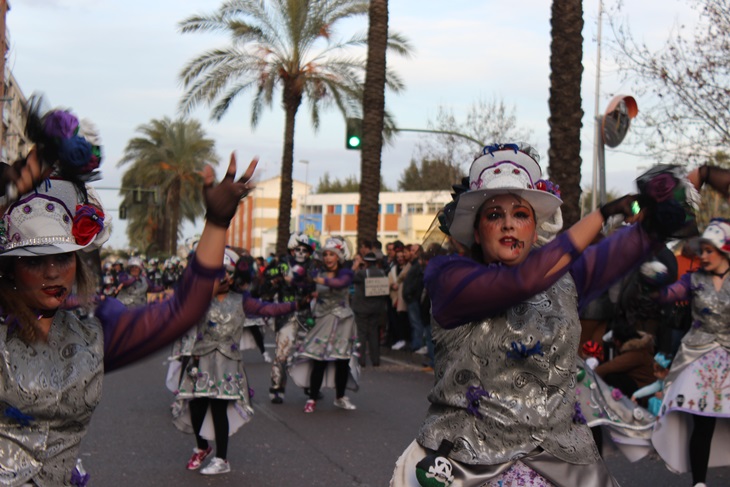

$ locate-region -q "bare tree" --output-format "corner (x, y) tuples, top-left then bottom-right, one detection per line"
(610, 0), (730, 164)
(413, 95), (533, 174)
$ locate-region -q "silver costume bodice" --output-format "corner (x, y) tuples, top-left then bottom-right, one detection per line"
(417, 274), (598, 466)
(191, 293), (246, 360)
(116, 278), (148, 307)
(0, 312), (104, 486)
(314, 282), (351, 317)
(683, 272), (730, 348)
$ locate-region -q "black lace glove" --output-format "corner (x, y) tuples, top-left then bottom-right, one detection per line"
(0, 149), (53, 207)
(203, 154), (258, 228)
(599, 194), (640, 221)
(698, 164), (730, 197)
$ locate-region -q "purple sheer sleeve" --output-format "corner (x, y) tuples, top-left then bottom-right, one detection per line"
(323, 268), (354, 289)
(656, 272), (692, 304)
(241, 292), (296, 317)
(117, 273), (134, 287)
(426, 233), (579, 329)
(97, 255), (222, 372)
(570, 224), (655, 309)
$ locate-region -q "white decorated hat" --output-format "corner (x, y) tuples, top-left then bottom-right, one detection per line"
(449, 144), (563, 247)
(700, 219), (730, 256)
(322, 237), (349, 263)
(0, 179), (108, 256)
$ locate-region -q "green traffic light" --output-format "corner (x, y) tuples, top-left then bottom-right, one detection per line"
(348, 136), (361, 148)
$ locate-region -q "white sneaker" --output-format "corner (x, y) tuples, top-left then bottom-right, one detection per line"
(262, 351), (273, 363)
(391, 340), (406, 350)
(414, 346), (428, 355)
(334, 396), (357, 410)
(693, 483), (707, 487)
(200, 457), (230, 475)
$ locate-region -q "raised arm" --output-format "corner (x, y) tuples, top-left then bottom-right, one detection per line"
(427, 233), (579, 329)
(98, 153), (258, 372)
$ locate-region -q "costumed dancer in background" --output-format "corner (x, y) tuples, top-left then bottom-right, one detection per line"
(115, 256), (164, 307)
(0, 98), (258, 485)
(390, 143), (689, 487)
(652, 218), (730, 487)
(266, 232), (318, 404)
(231, 252), (273, 363)
(169, 248), (300, 475)
(290, 236), (359, 413)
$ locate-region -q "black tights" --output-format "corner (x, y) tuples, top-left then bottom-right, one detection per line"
(250, 325), (265, 354)
(309, 359), (349, 400)
(690, 414), (716, 484)
(189, 398), (229, 460)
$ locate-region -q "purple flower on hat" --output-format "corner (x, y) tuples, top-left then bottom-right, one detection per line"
(535, 179), (561, 198)
(644, 173), (677, 203)
(43, 110), (79, 139)
(58, 135), (92, 169)
(573, 401), (587, 424)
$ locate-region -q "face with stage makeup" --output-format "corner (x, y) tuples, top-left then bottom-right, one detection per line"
(473, 194), (538, 266)
(13, 253), (78, 312)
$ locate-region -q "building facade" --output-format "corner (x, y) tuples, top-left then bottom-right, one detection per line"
(226, 175), (451, 257)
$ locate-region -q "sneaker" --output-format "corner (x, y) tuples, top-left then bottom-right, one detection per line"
(262, 351), (273, 363)
(391, 340), (406, 350)
(271, 392), (283, 404)
(334, 396), (357, 410)
(200, 457), (230, 475)
(414, 346), (428, 355)
(304, 399), (316, 413)
(186, 446), (212, 470)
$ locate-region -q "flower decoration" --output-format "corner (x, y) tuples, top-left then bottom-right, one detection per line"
(43, 110), (79, 139)
(643, 173), (678, 203)
(535, 179), (561, 198)
(72, 204), (104, 246)
(572, 401), (587, 425)
(611, 388), (624, 401)
(465, 385), (489, 419)
(4, 406), (34, 427)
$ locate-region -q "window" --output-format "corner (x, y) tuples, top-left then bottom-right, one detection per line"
(346, 204), (356, 214)
(333, 205), (342, 215)
(427, 203), (441, 214)
(386, 204), (395, 214)
(407, 203), (424, 214)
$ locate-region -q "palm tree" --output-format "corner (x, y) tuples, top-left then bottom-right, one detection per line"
(177, 0), (409, 255)
(547, 0), (584, 227)
(118, 118), (219, 255)
(357, 0), (388, 244)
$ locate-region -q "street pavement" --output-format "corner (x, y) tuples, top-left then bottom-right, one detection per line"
(81, 341), (730, 486)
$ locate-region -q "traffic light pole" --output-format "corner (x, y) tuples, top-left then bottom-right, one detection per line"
(394, 128), (484, 147)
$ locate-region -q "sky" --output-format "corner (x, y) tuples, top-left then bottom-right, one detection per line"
(8, 0), (697, 249)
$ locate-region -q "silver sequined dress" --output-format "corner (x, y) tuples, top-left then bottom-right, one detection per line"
(652, 270), (730, 473)
(0, 312), (103, 487)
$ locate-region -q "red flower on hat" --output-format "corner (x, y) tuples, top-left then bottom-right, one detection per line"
(72, 204), (105, 246)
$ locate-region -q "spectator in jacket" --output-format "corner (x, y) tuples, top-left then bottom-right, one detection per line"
(351, 252), (388, 366)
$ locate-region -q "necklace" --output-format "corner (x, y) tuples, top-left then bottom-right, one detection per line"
(712, 267), (730, 278)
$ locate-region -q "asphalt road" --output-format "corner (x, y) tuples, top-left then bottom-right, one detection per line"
(80, 343), (730, 487)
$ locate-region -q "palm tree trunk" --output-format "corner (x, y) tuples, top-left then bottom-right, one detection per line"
(357, 0), (389, 243)
(276, 84), (302, 255)
(547, 0), (584, 227)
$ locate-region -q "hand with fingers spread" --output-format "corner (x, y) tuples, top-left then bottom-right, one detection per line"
(203, 153), (258, 228)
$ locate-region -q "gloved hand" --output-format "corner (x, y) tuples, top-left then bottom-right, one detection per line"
(599, 194), (641, 221)
(203, 153), (258, 228)
(698, 164), (730, 198)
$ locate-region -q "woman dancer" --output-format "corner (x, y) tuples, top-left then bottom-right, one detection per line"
(170, 248), (298, 475)
(115, 256), (164, 307)
(390, 143), (685, 487)
(290, 237), (359, 413)
(0, 101), (257, 485)
(652, 219), (730, 487)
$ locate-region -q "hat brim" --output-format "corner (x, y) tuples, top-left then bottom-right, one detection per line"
(449, 188), (563, 247)
(0, 242), (89, 257)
